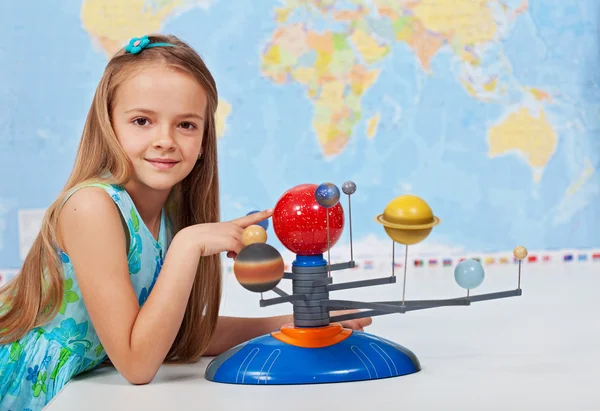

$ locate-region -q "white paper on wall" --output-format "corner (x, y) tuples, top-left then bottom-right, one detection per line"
(18, 209), (46, 261)
(0, 269), (18, 287)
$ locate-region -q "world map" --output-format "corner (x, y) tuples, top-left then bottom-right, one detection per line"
(1, 0), (599, 274)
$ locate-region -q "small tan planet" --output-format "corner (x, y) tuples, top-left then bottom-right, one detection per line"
(375, 194), (440, 245)
(242, 224), (268, 246)
(513, 246), (528, 260)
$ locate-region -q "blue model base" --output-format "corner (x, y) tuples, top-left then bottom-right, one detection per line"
(205, 331), (421, 385)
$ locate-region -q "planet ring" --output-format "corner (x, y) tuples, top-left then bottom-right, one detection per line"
(375, 214), (441, 230)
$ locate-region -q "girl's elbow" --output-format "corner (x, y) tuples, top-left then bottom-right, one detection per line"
(124, 371), (155, 385)
(128, 377), (152, 385)
(121, 363), (159, 385)
(126, 373), (153, 385)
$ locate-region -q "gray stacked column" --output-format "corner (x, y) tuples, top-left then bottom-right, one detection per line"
(291, 263), (330, 327)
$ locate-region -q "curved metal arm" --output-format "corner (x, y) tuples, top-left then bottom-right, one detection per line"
(327, 289), (522, 322)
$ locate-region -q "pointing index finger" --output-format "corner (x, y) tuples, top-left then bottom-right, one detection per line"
(232, 209), (273, 228)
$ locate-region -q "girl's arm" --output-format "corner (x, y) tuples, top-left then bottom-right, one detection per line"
(57, 187), (270, 384)
(204, 312), (373, 356)
(203, 315), (292, 356)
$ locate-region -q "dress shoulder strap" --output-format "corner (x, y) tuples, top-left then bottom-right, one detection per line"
(59, 182), (132, 254)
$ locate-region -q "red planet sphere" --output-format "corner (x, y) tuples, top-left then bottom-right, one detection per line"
(272, 183), (344, 255)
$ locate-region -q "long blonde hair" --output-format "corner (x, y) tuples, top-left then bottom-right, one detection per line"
(0, 34), (222, 362)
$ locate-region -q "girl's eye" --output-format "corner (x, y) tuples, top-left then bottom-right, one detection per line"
(134, 118), (149, 126)
(179, 122), (196, 130)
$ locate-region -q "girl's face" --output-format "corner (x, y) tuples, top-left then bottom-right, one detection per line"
(111, 64), (207, 193)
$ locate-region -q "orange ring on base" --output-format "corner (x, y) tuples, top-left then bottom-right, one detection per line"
(271, 323), (352, 348)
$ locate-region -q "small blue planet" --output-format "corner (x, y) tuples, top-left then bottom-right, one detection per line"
(315, 182), (340, 208)
(454, 259), (485, 290)
(246, 210), (269, 230)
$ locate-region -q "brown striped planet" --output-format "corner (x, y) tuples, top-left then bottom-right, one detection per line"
(233, 243), (284, 293)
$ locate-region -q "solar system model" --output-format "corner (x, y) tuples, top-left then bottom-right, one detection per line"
(205, 181), (527, 385)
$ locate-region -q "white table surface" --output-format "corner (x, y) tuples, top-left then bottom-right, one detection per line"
(45, 261), (600, 410)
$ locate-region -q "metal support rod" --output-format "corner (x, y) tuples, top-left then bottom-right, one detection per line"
(468, 289), (522, 302)
(392, 241), (395, 277)
(311, 277), (333, 287)
(325, 298), (470, 312)
(402, 245), (409, 306)
(271, 286), (289, 297)
(326, 275), (396, 292)
(348, 194), (353, 262)
(325, 289), (522, 315)
(326, 210), (331, 277)
(260, 293), (306, 307)
(377, 289), (523, 305)
(329, 261), (355, 270)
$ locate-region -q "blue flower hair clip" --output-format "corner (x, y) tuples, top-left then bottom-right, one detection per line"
(125, 35), (175, 55)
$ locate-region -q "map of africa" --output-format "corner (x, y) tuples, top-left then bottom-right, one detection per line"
(1, 0), (599, 273)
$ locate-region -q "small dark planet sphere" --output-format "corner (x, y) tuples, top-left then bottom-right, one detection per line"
(342, 181), (356, 195)
(234, 243), (284, 293)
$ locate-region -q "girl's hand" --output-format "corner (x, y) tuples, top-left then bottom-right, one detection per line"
(331, 310), (373, 331)
(182, 209), (273, 258)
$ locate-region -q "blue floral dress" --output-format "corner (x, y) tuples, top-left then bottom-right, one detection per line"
(0, 183), (170, 410)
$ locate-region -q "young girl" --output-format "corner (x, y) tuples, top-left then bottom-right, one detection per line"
(0, 34), (370, 410)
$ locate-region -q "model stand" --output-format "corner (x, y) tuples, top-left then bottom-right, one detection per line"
(205, 182), (527, 384)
